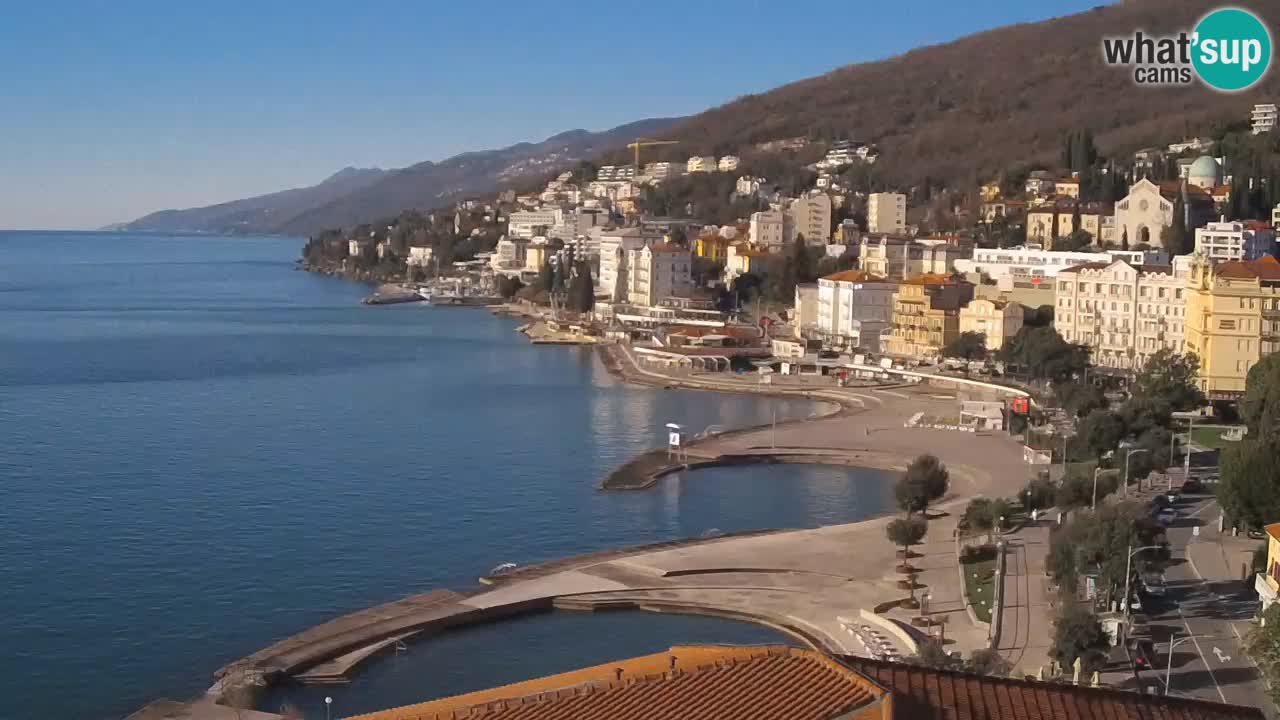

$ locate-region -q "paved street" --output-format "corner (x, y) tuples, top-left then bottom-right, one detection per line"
(1121, 494), (1271, 713)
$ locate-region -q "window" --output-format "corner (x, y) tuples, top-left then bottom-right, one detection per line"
(1220, 319), (1236, 330)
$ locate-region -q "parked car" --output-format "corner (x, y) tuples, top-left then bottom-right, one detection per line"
(1156, 508), (1178, 526)
(1141, 574), (1166, 597)
(1181, 478), (1203, 493)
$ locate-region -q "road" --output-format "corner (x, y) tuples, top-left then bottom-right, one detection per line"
(1132, 493), (1271, 713)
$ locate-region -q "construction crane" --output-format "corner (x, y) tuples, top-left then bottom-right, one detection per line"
(625, 138), (679, 175)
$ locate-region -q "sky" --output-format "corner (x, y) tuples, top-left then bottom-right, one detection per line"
(0, 0), (1108, 230)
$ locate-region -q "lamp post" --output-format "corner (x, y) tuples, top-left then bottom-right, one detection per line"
(1183, 414), (1196, 479)
(1123, 544), (1163, 624)
(1165, 634), (1215, 695)
(1091, 466), (1103, 510)
(1123, 448), (1149, 498)
(325, 696), (333, 720)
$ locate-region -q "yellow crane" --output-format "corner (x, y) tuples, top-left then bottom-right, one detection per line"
(625, 138), (679, 175)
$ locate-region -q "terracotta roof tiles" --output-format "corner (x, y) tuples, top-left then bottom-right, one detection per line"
(822, 270), (892, 283)
(347, 646), (887, 720)
(843, 656), (1263, 720)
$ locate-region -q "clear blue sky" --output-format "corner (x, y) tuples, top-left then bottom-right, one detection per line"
(1, 0), (1107, 230)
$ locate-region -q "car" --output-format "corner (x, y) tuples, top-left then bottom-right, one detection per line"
(1129, 638), (1157, 671)
(1157, 508), (1178, 526)
(1141, 575), (1166, 597)
(1121, 594), (1143, 613)
(1181, 478), (1203, 493)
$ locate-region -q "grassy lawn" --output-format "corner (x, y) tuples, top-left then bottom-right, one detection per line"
(1190, 425), (1245, 450)
(961, 546), (998, 624)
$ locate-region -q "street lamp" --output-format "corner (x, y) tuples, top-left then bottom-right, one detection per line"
(325, 696), (333, 720)
(1123, 448), (1150, 498)
(1091, 466), (1104, 510)
(1122, 544), (1163, 624)
(1165, 633), (1216, 696)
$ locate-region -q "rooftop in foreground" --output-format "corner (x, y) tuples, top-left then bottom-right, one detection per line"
(346, 644), (1264, 720)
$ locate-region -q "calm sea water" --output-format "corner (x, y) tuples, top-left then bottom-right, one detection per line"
(0, 232), (893, 720)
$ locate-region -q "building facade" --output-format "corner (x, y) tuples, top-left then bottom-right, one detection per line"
(598, 227), (666, 301)
(725, 243), (772, 282)
(859, 236), (967, 281)
(867, 192), (907, 234)
(883, 275), (975, 359)
(1054, 259), (1188, 371)
(786, 194), (832, 244)
(958, 298), (1024, 351)
(750, 208), (786, 248)
(1253, 103), (1278, 134)
(1195, 220), (1277, 263)
(1184, 256), (1280, 397)
(627, 243), (693, 307)
(687, 156), (717, 173)
(955, 246), (1167, 284)
(815, 270), (898, 350)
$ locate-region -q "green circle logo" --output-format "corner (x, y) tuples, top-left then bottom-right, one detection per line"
(1192, 8), (1272, 92)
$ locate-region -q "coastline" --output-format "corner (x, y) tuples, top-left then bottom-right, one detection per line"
(147, 275), (1036, 719)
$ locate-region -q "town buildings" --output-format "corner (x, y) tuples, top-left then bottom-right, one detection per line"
(1195, 219), (1278, 263)
(958, 297), (1024, 351)
(1114, 178), (1214, 249)
(867, 192), (907, 234)
(1054, 259), (1188, 371)
(736, 175), (767, 197)
(643, 161), (685, 183)
(405, 245), (434, 268)
(749, 208), (786, 248)
(955, 246), (1167, 285)
(1184, 255), (1280, 397)
(596, 165), (636, 181)
(626, 243), (693, 307)
(718, 155), (740, 172)
(1025, 200), (1116, 246)
(793, 283), (818, 337)
(815, 270), (898, 350)
(787, 194), (832, 244)
(598, 227), (666, 301)
(686, 155), (717, 173)
(883, 275), (976, 359)
(1024, 170), (1056, 196)
(725, 242), (772, 282)
(507, 208), (563, 239)
(1252, 103), (1278, 134)
(858, 236), (967, 281)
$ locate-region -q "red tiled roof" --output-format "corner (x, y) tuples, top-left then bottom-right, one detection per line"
(1218, 255), (1280, 281)
(823, 270), (892, 283)
(844, 656), (1263, 720)
(347, 646), (888, 720)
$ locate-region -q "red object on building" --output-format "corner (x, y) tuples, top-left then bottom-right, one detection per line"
(1010, 397), (1030, 415)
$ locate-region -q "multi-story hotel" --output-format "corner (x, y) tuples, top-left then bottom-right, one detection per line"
(883, 275), (975, 359)
(1053, 259), (1188, 371)
(859, 236), (968, 281)
(815, 270), (898, 350)
(1184, 255), (1280, 397)
(958, 297), (1024, 352)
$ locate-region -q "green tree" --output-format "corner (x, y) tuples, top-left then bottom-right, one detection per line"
(966, 648), (1013, 677)
(1054, 379), (1106, 418)
(566, 261), (595, 313)
(536, 260), (554, 293)
(909, 640), (962, 671)
(942, 331), (988, 361)
(1071, 409), (1126, 461)
(1022, 477), (1056, 511)
(1047, 501), (1164, 600)
(900, 454), (949, 514)
(886, 516), (928, 558)
(1051, 605), (1110, 673)
(894, 474), (930, 516)
(999, 326), (1089, 383)
(1130, 349), (1204, 412)
(1242, 353), (1280, 439)
(1248, 603), (1280, 706)
(962, 497), (1012, 540)
(1163, 192), (1190, 256)
(1218, 437), (1280, 532)
(496, 275), (524, 299)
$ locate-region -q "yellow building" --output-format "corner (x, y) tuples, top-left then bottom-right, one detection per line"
(1184, 255), (1280, 398)
(695, 233), (730, 262)
(958, 298), (1024, 352)
(1026, 201), (1116, 247)
(883, 275), (975, 359)
(980, 180), (1002, 202)
(1256, 523), (1280, 609)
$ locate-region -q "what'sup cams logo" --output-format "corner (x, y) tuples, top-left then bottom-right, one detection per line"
(1102, 7), (1272, 91)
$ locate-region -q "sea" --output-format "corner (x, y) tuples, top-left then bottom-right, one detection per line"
(0, 231), (895, 719)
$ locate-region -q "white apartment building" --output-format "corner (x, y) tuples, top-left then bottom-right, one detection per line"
(750, 208), (786, 248)
(859, 236), (966, 280)
(507, 208), (563, 239)
(718, 155), (740, 172)
(1054, 259), (1189, 371)
(954, 246), (1169, 284)
(596, 165), (636, 181)
(406, 246), (434, 268)
(598, 227), (666, 301)
(627, 243), (693, 307)
(786, 194), (832, 244)
(867, 192), (907, 234)
(1196, 220), (1253, 263)
(815, 270), (898, 350)
(490, 238), (527, 272)
(643, 162), (686, 183)
(736, 175), (767, 197)
(1252, 103), (1277, 134)
(687, 156), (717, 173)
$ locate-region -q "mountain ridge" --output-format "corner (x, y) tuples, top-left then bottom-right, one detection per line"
(122, 118), (681, 236)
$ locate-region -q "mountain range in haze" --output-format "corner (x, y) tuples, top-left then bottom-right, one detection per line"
(120, 118), (680, 236)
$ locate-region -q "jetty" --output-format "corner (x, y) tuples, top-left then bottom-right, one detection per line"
(361, 284), (423, 305)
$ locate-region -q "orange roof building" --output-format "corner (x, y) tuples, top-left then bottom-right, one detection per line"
(1186, 255), (1280, 397)
(346, 645), (1263, 720)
